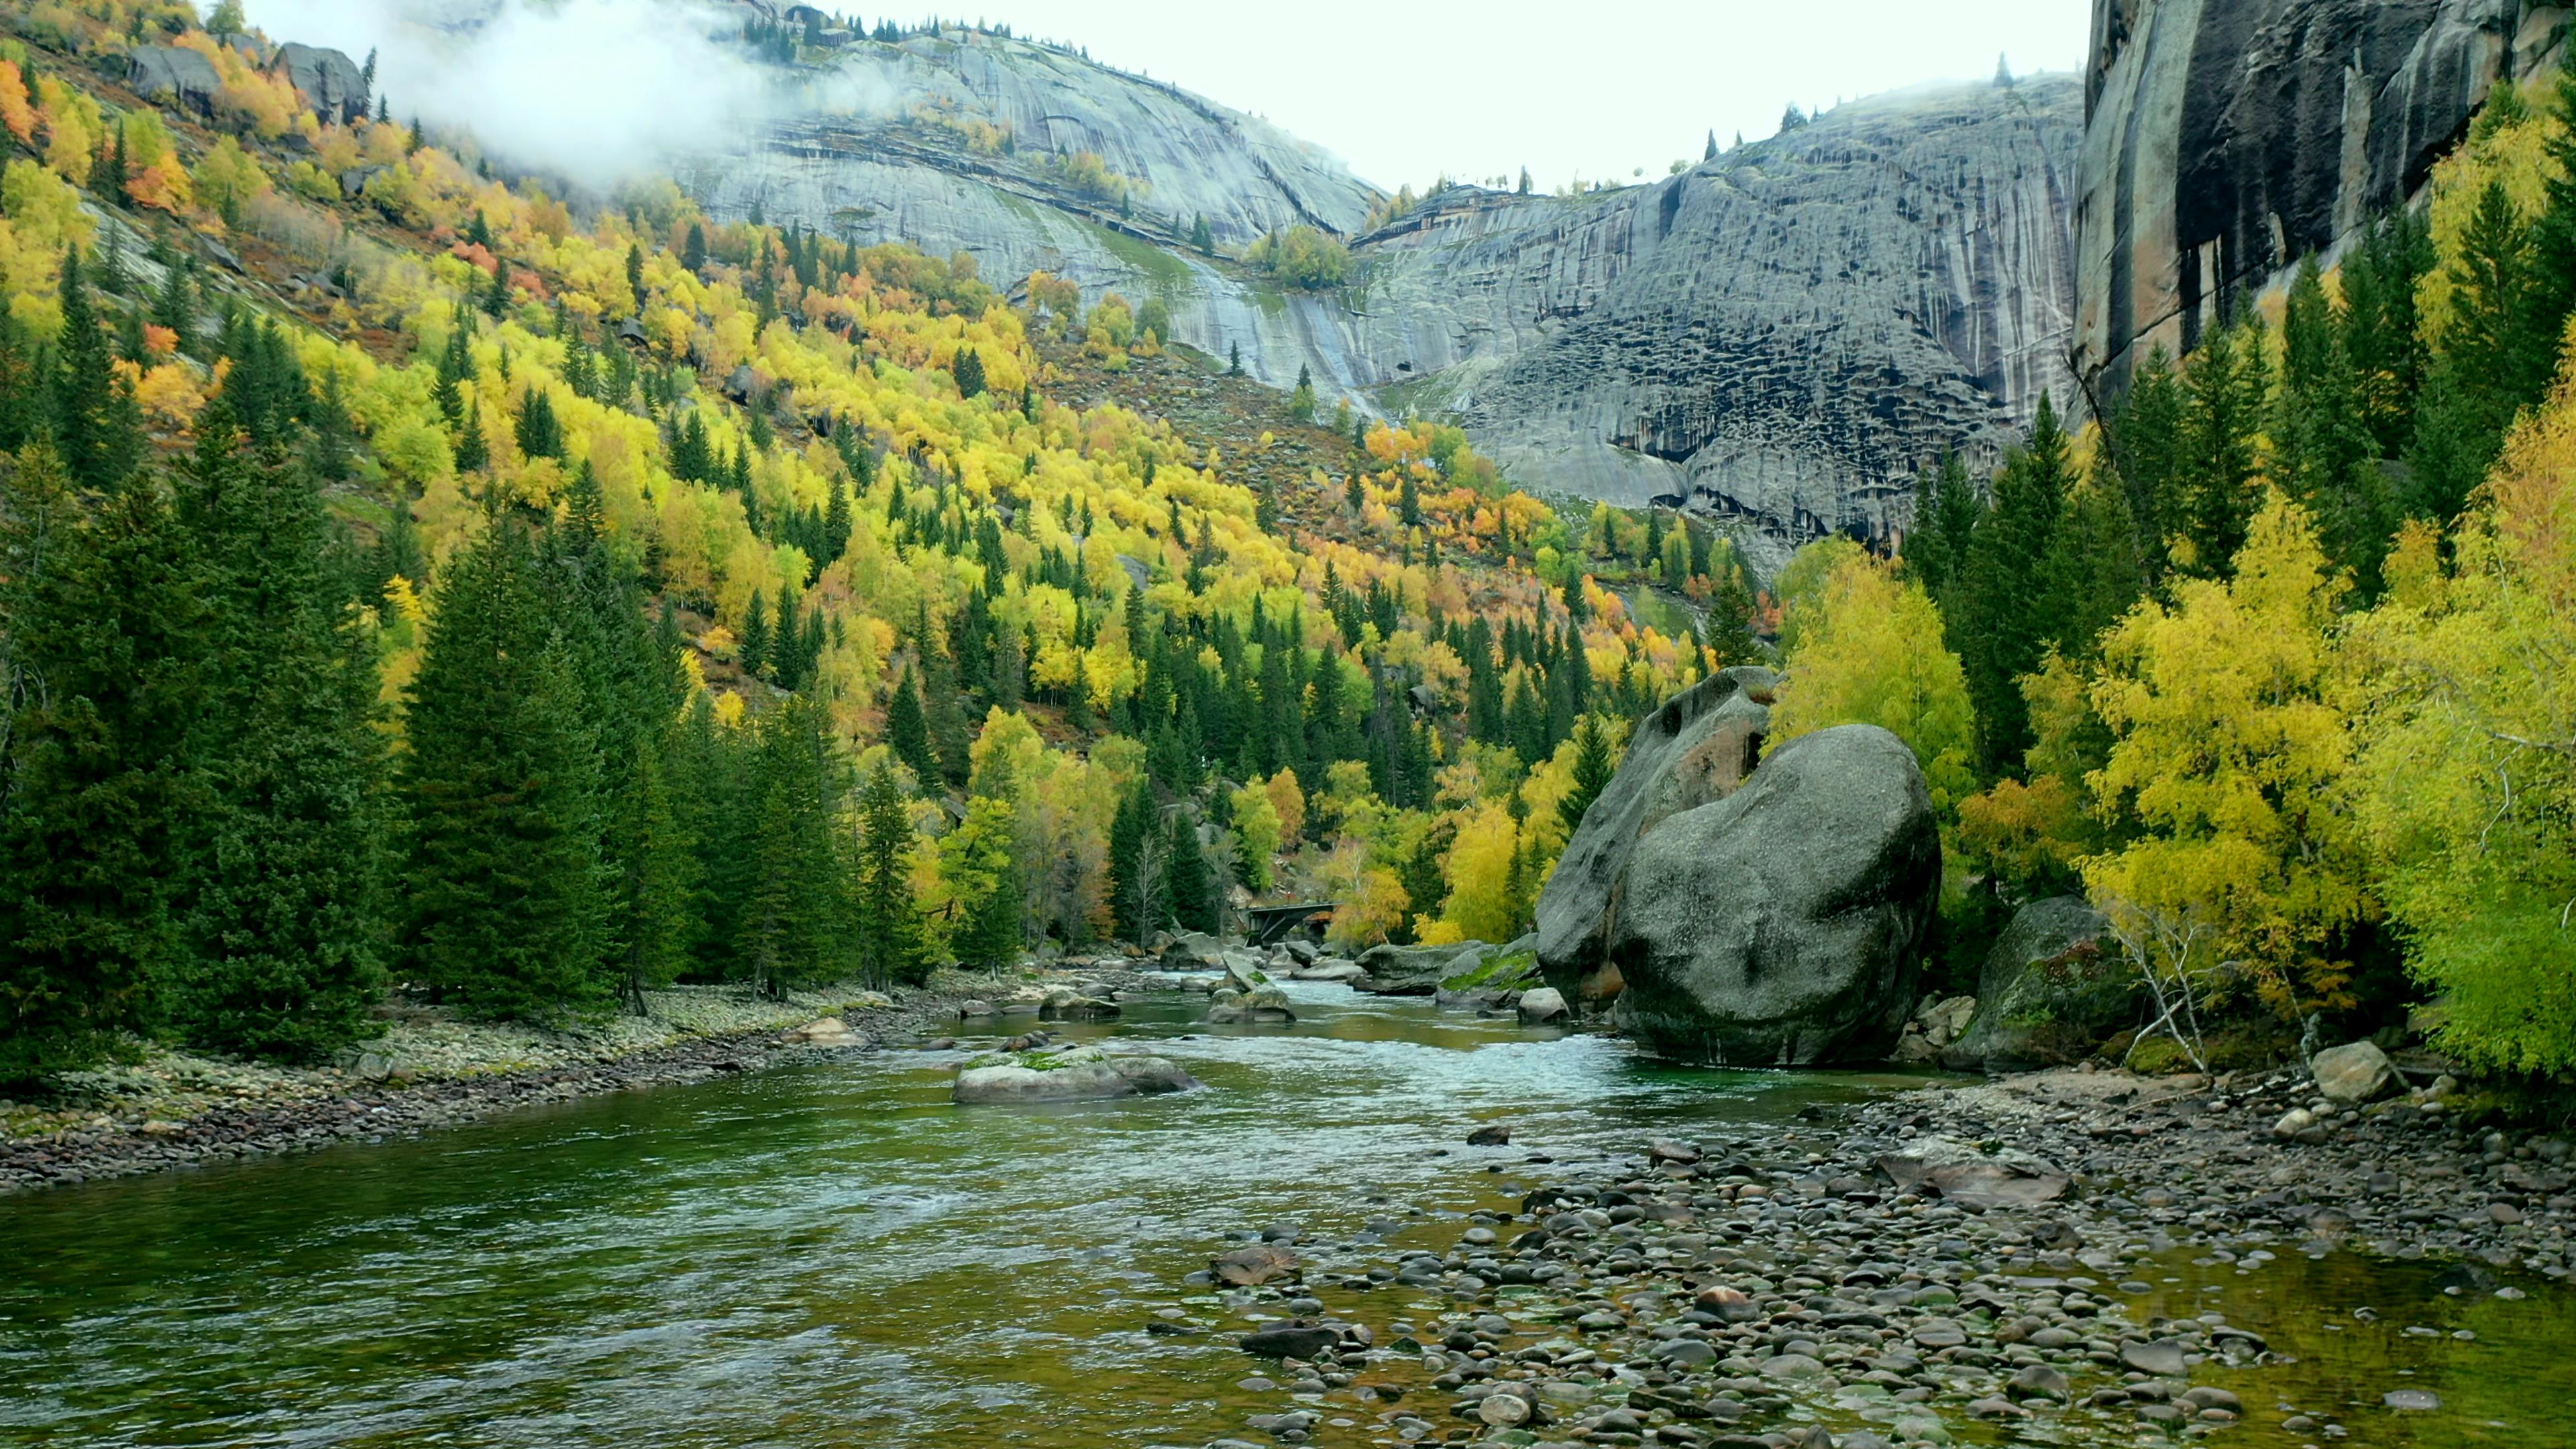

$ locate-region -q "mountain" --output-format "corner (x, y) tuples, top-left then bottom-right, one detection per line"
(688, 18), (2082, 565)
(2075, 0), (2571, 391)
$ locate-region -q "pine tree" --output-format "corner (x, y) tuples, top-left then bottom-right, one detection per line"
(2103, 347), (2184, 581)
(454, 397), (490, 474)
(1163, 808), (1218, 934)
(1960, 392), (2071, 771)
(1908, 452), (1981, 602)
(50, 248), (145, 491)
(170, 408), (388, 1059)
(2176, 317), (2270, 578)
(739, 589), (771, 680)
(953, 345), (986, 399)
(684, 222), (709, 273)
(2273, 256), (2392, 596)
(1190, 213), (1214, 253)
(514, 387), (563, 460)
(741, 695), (850, 994)
(1560, 714), (1613, 835)
(625, 244), (647, 315)
(854, 763), (928, 986)
(887, 665), (939, 786)
(2410, 180), (2546, 523)
(1106, 782), (1161, 941)
(398, 523), (612, 1021)
(0, 444), (208, 1085)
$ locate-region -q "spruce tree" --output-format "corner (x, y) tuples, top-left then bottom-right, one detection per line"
(1908, 452), (1980, 602)
(2273, 257), (2392, 595)
(2410, 180), (2545, 523)
(741, 695), (849, 994)
(886, 665), (940, 786)
(2103, 347), (2184, 580)
(0, 445), (209, 1085)
(1106, 781), (1160, 941)
(169, 409), (390, 1060)
(1560, 715), (1613, 835)
(50, 248), (146, 491)
(1164, 809), (1218, 934)
(953, 345), (986, 398)
(854, 763), (928, 987)
(739, 589), (771, 680)
(453, 397), (490, 473)
(398, 523), (612, 1020)
(1960, 392), (2072, 771)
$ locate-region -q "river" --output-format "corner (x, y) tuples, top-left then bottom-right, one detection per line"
(1, 981), (2569, 1448)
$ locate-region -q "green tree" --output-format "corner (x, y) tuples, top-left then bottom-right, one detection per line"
(741, 694), (850, 995)
(1770, 551), (1978, 816)
(1559, 714), (1614, 835)
(854, 763), (929, 987)
(953, 346), (986, 399)
(0, 445), (209, 1085)
(50, 248), (146, 492)
(2410, 180), (2547, 523)
(398, 523), (612, 1020)
(171, 411), (388, 1060)
(1163, 808), (1219, 934)
(942, 793), (1022, 970)
(1958, 393), (2071, 771)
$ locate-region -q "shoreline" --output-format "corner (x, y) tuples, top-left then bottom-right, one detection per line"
(1185, 1063), (2573, 1448)
(0, 964), (1150, 1195)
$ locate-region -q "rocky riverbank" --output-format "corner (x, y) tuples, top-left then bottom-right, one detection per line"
(0, 965), (1150, 1194)
(1178, 1063), (2572, 1449)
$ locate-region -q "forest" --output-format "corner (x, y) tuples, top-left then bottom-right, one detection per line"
(0, 5), (1749, 1088)
(1, 1), (2570, 1105)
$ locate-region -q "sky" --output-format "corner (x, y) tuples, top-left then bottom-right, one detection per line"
(965, 0), (2094, 192)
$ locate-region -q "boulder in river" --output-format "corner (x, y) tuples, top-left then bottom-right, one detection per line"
(1572, 721), (1941, 1065)
(1353, 941), (1486, 996)
(1203, 985), (1295, 1024)
(951, 1045), (1200, 1104)
(1943, 895), (2127, 1071)
(1210, 1242), (1300, 1285)
(1238, 1325), (1340, 1359)
(1537, 667), (1776, 1006)
(1516, 986), (1570, 1024)
(1162, 931), (1227, 968)
(1876, 1135), (2070, 1208)
(1038, 988), (1120, 1022)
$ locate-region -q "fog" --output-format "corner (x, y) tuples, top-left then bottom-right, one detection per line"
(232, 0), (774, 189)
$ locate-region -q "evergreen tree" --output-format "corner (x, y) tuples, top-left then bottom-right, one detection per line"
(2273, 256), (2392, 596)
(953, 345), (986, 398)
(1560, 714), (1613, 835)
(683, 222), (709, 273)
(1189, 213), (1214, 253)
(741, 695), (849, 994)
(625, 244), (647, 315)
(0, 445), (208, 1085)
(1959, 392), (2071, 771)
(50, 248), (145, 491)
(739, 589), (770, 680)
(887, 665), (940, 786)
(854, 763), (928, 986)
(1163, 809), (1219, 934)
(2103, 347), (2185, 581)
(454, 397), (490, 474)
(170, 409), (388, 1059)
(1908, 452), (1981, 602)
(514, 387), (564, 460)
(2176, 318), (2269, 577)
(2339, 209), (2434, 459)
(1107, 782), (1161, 941)
(398, 523), (612, 1020)
(2410, 180), (2546, 523)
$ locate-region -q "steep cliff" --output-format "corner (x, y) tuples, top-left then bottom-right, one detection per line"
(2076, 0), (2569, 392)
(685, 26), (2083, 555)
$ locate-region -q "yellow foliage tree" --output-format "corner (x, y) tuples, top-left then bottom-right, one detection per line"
(1767, 551), (1977, 815)
(2081, 493), (2370, 1062)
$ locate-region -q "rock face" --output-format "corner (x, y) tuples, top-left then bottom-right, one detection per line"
(269, 42), (368, 125)
(1944, 895), (2129, 1071)
(2075, 0), (2569, 392)
(1605, 727), (1941, 1065)
(688, 21), (2081, 545)
(1535, 667), (1776, 1006)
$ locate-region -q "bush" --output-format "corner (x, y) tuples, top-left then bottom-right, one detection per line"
(1242, 225), (1350, 290)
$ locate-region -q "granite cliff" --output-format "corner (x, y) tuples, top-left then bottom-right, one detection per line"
(2076, 0), (2571, 392)
(681, 21), (2082, 558)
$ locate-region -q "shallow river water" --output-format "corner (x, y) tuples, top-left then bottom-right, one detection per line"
(2, 981), (2570, 1448)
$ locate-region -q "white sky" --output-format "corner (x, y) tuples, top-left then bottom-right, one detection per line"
(963, 0), (2093, 192)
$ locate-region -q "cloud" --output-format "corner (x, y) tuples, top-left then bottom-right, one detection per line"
(235, 0), (773, 189)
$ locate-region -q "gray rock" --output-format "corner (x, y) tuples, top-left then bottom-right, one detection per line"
(2119, 1338), (2188, 1377)
(1239, 1325), (1339, 1359)
(1037, 988), (1120, 1022)
(1590, 723), (1942, 1065)
(1536, 667), (1774, 1006)
(127, 46), (223, 117)
(2383, 1389), (2441, 1411)
(1161, 931), (1227, 968)
(1353, 941), (1487, 996)
(1211, 1242), (1300, 1286)
(270, 42), (367, 124)
(2312, 1039), (2401, 1104)
(1516, 986), (1570, 1024)
(2007, 1364), (2070, 1401)
(1943, 896), (2125, 1071)
(1878, 1136), (2070, 1208)
(951, 1045), (1199, 1104)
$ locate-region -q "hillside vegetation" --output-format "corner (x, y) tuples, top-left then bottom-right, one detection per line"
(0, 6), (1760, 1084)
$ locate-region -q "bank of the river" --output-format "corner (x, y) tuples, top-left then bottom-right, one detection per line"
(0, 961), (1150, 1194)
(1191, 1061), (2575, 1448)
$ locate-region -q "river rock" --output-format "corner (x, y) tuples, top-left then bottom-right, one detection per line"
(1163, 931), (1228, 968)
(951, 1045), (1200, 1104)
(1240, 1325), (1339, 1359)
(1290, 960), (1364, 983)
(1221, 953), (1273, 993)
(2312, 1039), (2401, 1105)
(1466, 1124), (1511, 1146)
(1877, 1135), (2070, 1208)
(958, 999), (999, 1018)
(1516, 987), (1570, 1024)
(1353, 942), (1485, 996)
(1212, 1242), (1300, 1286)
(1536, 669), (1775, 1006)
(782, 1016), (866, 1046)
(2119, 1338), (2188, 1377)
(1203, 986), (1295, 1024)
(1944, 895), (2126, 1071)
(1038, 989), (1120, 1022)
(1593, 723), (1941, 1065)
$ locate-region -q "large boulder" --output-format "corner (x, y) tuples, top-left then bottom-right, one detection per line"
(2312, 1040), (2402, 1104)
(1353, 941), (1487, 996)
(1161, 931), (1227, 968)
(128, 46), (223, 117)
(1599, 724), (1942, 1065)
(1943, 896), (2129, 1071)
(952, 1045), (1200, 1104)
(1536, 667), (1775, 1006)
(270, 43), (367, 125)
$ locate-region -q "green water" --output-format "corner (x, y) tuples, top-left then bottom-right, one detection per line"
(0, 983), (2568, 1448)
